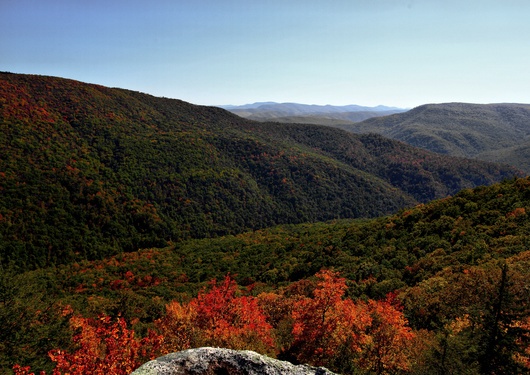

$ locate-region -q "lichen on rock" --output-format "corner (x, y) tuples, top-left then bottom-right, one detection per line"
(130, 347), (338, 375)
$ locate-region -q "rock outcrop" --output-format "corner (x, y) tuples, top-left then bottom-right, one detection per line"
(130, 347), (338, 375)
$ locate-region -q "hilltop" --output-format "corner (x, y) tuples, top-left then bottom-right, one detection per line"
(333, 102), (530, 173)
(0, 73), (520, 270)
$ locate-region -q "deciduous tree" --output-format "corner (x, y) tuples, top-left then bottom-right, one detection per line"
(157, 275), (274, 354)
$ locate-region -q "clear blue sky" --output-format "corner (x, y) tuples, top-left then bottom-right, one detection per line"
(1, 0), (529, 108)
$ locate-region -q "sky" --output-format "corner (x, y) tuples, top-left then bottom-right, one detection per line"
(1, 0), (530, 108)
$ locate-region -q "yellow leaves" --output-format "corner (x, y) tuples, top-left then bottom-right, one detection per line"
(447, 314), (472, 336)
(157, 301), (196, 353)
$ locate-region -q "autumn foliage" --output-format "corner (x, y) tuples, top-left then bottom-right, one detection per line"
(12, 271), (426, 374)
(14, 315), (162, 375)
(288, 270), (415, 374)
(49, 315), (163, 375)
(357, 297), (415, 374)
(290, 270), (371, 365)
(157, 275), (274, 354)
(14, 267), (530, 374)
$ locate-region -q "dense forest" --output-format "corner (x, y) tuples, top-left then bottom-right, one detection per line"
(2, 73), (530, 375)
(0, 73), (519, 271)
(5, 176), (530, 374)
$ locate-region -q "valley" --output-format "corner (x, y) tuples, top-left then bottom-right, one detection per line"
(1, 73), (518, 270)
(2, 73), (530, 374)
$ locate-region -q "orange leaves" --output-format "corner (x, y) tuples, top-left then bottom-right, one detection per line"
(157, 275), (274, 354)
(289, 270), (415, 374)
(157, 301), (196, 353)
(193, 276), (272, 344)
(512, 316), (530, 370)
(290, 270), (370, 365)
(191, 275), (274, 350)
(47, 315), (162, 375)
(312, 268), (348, 304)
(15, 271), (416, 375)
(357, 298), (415, 374)
(506, 207), (526, 219)
(159, 270), (417, 374)
(13, 314), (163, 375)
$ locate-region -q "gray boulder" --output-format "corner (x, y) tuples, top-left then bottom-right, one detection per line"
(130, 347), (338, 375)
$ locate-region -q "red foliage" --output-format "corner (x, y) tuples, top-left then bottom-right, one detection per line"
(157, 275), (274, 354)
(12, 364), (46, 375)
(289, 270), (415, 374)
(15, 271), (415, 375)
(14, 314), (163, 375)
(0, 80), (57, 123)
(290, 270), (371, 365)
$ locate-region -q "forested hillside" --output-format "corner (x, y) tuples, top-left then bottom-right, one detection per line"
(6, 177), (530, 374)
(0, 73), (519, 270)
(478, 140), (530, 174)
(334, 103), (530, 173)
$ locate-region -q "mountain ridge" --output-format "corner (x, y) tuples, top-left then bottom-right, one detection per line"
(221, 102), (407, 122)
(220, 102), (405, 113)
(333, 102), (530, 173)
(0, 73), (520, 269)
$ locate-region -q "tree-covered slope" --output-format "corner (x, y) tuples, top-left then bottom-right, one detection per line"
(478, 140), (530, 174)
(0, 73), (520, 269)
(254, 123), (520, 204)
(6, 177), (530, 373)
(335, 103), (530, 172)
(155, 176), (530, 293)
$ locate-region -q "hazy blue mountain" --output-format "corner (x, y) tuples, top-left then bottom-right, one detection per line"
(221, 102), (407, 122)
(252, 110), (406, 125)
(219, 102), (277, 110)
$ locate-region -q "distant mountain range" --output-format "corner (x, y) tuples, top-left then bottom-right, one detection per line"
(0, 73), (520, 269)
(221, 102), (404, 112)
(220, 102), (407, 123)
